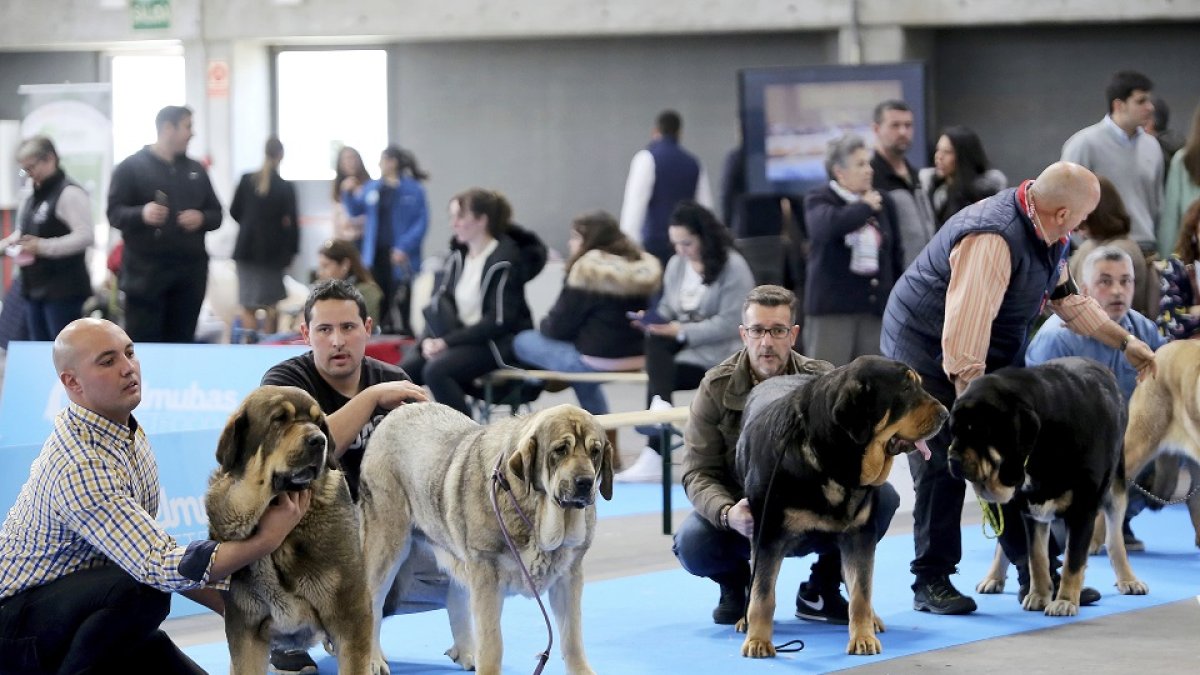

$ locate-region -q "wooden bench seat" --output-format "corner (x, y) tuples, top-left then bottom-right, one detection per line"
(595, 406), (689, 535)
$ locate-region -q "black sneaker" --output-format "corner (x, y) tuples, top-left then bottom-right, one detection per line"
(712, 580), (747, 625)
(1018, 581), (1101, 606)
(912, 575), (978, 615)
(269, 648), (318, 675)
(794, 581), (849, 624)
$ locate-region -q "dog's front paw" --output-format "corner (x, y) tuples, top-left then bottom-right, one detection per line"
(1021, 592), (1051, 612)
(1117, 577), (1149, 595)
(976, 577), (1005, 594)
(444, 644), (476, 670)
(370, 655), (391, 675)
(1044, 599), (1078, 617)
(872, 613), (886, 632)
(846, 633), (882, 656)
(733, 617), (747, 633)
(741, 636), (776, 658)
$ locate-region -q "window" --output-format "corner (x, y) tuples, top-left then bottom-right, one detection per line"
(110, 53), (186, 163)
(275, 49), (388, 181)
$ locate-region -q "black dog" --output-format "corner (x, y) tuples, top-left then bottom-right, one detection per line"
(735, 356), (947, 658)
(948, 357), (1148, 617)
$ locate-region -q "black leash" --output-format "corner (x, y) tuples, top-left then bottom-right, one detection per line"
(741, 442), (804, 654)
(490, 452), (552, 675)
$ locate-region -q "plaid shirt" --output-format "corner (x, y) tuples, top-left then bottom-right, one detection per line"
(0, 403), (220, 600)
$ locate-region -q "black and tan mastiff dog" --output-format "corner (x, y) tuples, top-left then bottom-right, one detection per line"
(949, 357), (1148, 617)
(359, 402), (613, 675)
(206, 385), (375, 675)
(735, 356), (948, 658)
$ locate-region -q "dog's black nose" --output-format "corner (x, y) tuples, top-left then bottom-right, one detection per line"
(573, 476), (594, 493)
(305, 434), (326, 450)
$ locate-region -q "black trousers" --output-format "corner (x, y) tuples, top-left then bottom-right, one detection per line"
(123, 260), (207, 343)
(643, 334), (708, 453)
(0, 565), (205, 675)
(907, 404), (968, 581)
(401, 341), (499, 416)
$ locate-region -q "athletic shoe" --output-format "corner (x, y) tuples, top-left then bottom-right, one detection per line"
(269, 648), (318, 675)
(912, 575), (978, 615)
(794, 581), (850, 624)
(614, 447), (663, 483)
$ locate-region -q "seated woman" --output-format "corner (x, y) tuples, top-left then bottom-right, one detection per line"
(1155, 198), (1200, 340)
(316, 238), (385, 326)
(918, 125), (1007, 228)
(1069, 175), (1158, 317)
(401, 188), (546, 416)
(616, 201), (755, 483)
(513, 210), (661, 441)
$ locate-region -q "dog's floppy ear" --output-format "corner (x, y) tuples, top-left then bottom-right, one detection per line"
(599, 432), (615, 501)
(831, 379), (874, 444)
(216, 406), (252, 473)
(506, 430), (539, 497)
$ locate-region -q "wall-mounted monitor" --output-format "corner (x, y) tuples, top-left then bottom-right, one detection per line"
(739, 62), (927, 195)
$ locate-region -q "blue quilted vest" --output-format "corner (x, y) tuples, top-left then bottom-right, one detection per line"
(642, 138), (701, 259)
(881, 186), (1068, 401)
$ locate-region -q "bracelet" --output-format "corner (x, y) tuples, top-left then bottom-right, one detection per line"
(719, 504), (732, 529)
(1119, 334), (1133, 352)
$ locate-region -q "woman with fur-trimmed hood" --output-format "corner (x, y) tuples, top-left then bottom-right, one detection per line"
(514, 210), (661, 420)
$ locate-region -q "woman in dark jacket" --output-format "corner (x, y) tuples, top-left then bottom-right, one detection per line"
(804, 133), (903, 365)
(401, 188), (546, 415)
(231, 136), (298, 334)
(513, 210), (661, 415)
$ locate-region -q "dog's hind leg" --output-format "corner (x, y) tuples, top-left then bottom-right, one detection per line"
(738, 537), (786, 659)
(841, 528), (883, 655)
(549, 560), (595, 675)
(358, 487), (413, 673)
(1102, 479), (1149, 595)
(444, 582), (476, 671)
(976, 543), (1010, 592)
(1022, 517), (1054, 612)
(1184, 460), (1200, 548)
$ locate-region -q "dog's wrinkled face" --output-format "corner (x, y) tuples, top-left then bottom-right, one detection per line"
(216, 385), (333, 494)
(948, 381), (1036, 504)
(508, 404), (614, 508)
(830, 356), (949, 485)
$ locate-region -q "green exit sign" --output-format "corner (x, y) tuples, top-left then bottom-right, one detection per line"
(131, 0), (170, 30)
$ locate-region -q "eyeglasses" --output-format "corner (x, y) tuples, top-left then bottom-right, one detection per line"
(743, 325), (792, 339)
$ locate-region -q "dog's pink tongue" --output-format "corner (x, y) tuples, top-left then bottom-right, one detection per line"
(916, 439), (932, 461)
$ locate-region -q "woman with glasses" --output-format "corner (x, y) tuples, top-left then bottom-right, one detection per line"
(0, 135), (93, 341)
(616, 201), (755, 482)
(802, 133), (903, 365)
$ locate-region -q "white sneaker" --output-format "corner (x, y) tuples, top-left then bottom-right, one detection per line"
(634, 395), (676, 436)
(614, 446), (665, 483)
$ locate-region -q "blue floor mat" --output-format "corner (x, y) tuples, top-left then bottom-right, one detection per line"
(594, 482), (687, 519)
(183, 505), (1200, 674)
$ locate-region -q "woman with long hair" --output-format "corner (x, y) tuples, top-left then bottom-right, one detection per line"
(332, 145), (371, 244)
(616, 201), (755, 482)
(1069, 175), (1158, 316)
(342, 144), (430, 334)
(315, 238), (384, 326)
(401, 188), (547, 416)
(1160, 103), (1200, 257)
(513, 210), (661, 418)
(1155, 198), (1200, 340)
(918, 125), (1007, 228)
(231, 136), (298, 335)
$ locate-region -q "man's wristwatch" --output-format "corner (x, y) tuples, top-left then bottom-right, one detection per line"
(1119, 334), (1134, 352)
(719, 503), (732, 529)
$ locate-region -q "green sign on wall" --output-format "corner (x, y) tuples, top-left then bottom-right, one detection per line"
(131, 0), (170, 30)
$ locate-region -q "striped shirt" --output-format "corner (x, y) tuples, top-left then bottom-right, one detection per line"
(943, 233), (1109, 396)
(0, 403), (220, 600)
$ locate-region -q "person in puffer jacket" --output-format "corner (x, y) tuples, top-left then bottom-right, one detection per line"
(514, 210), (661, 417)
(401, 188), (546, 416)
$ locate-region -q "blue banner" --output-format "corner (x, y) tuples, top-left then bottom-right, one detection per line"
(0, 341), (307, 445)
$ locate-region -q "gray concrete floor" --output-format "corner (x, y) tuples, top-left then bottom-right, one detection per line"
(153, 381), (1200, 672)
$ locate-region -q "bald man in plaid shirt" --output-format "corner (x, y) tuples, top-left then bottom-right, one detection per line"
(0, 319), (311, 674)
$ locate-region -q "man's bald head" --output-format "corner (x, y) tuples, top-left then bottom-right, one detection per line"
(1029, 162), (1101, 242)
(53, 318), (128, 374)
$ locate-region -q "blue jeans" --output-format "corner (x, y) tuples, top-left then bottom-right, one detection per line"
(25, 296), (86, 342)
(512, 330), (609, 415)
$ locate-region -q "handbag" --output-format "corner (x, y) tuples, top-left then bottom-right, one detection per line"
(421, 292), (461, 338)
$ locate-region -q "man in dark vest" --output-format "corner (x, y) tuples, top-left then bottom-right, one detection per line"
(619, 109), (714, 268)
(881, 161), (1156, 615)
(1, 135), (93, 341)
